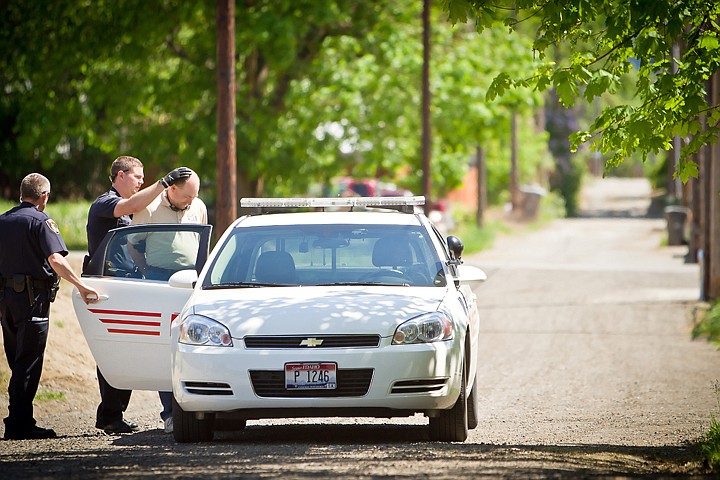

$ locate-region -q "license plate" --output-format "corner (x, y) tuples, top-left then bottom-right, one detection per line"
(285, 362), (337, 390)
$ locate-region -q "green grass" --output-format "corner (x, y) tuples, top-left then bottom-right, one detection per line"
(34, 391), (65, 402)
(692, 302), (720, 345)
(447, 190), (565, 256)
(0, 199), (13, 214)
(46, 200), (91, 250)
(450, 218), (502, 254)
(700, 382), (720, 472)
(702, 416), (720, 472)
(0, 199), (89, 251)
(694, 309), (720, 473)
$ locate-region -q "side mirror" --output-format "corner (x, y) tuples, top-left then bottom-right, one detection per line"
(168, 269), (199, 289)
(447, 235), (464, 264)
(456, 265), (487, 284)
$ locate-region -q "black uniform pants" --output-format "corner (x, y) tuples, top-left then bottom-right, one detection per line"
(95, 367), (132, 427)
(0, 288), (50, 432)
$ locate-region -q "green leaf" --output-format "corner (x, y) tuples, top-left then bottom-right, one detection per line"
(486, 73), (513, 101)
(676, 158), (699, 182)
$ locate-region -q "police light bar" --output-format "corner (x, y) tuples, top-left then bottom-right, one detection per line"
(241, 196), (425, 210)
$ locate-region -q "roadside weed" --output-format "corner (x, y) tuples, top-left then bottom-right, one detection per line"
(450, 218), (498, 254)
(692, 302), (720, 346)
(700, 382), (720, 472)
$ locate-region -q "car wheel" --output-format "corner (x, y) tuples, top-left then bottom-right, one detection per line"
(428, 360), (468, 442)
(172, 397), (214, 443)
(467, 369), (479, 430)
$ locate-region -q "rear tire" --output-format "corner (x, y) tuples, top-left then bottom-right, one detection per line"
(428, 360), (468, 442)
(172, 397), (214, 443)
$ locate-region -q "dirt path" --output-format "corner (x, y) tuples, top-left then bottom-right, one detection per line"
(0, 176), (718, 478)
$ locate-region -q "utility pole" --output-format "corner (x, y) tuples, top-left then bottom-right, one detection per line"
(421, 0), (432, 215)
(216, 0), (237, 236)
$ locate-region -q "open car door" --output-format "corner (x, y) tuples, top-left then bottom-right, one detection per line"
(72, 223), (212, 391)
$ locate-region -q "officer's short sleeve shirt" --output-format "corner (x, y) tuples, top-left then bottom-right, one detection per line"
(87, 188), (131, 258)
(0, 202), (68, 279)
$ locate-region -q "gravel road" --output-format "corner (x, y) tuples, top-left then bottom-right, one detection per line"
(1, 176), (718, 478)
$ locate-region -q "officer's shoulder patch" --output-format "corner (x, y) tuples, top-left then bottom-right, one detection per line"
(46, 218), (60, 234)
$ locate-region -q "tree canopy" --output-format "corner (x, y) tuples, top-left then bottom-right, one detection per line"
(1, 0), (550, 207)
(442, 0), (720, 182)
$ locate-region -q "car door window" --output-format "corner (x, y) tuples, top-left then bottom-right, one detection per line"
(84, 224), (212, 280)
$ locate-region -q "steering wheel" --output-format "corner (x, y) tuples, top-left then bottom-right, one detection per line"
(361, 269), (409, 283)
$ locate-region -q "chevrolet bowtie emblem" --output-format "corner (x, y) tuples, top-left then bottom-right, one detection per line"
(300, 337), (323, 347)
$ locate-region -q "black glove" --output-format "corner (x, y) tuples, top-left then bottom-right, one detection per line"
(160, 167), (193, 188)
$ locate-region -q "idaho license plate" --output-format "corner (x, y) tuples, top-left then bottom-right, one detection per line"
(285, 362), (337, 390)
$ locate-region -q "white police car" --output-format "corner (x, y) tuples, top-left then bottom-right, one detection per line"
(73, 196), (486, 442)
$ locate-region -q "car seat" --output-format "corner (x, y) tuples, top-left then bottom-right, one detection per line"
(255, 251), (297, 283)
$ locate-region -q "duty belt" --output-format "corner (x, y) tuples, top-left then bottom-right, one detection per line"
(0, 276), (53, 290)
(1, 275), (58, 306)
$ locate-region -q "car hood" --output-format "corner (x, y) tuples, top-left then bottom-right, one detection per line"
(188, 286), (448, 337)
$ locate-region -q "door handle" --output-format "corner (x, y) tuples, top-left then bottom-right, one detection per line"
(76, 292), (109, 301)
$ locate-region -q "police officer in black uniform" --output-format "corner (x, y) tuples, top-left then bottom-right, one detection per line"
(85, 156), (191, 434)
(0, 173), (99, 440)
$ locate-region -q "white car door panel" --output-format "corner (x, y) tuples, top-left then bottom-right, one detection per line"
(72, 280), (193, 390)
(72, 223), (212, 391)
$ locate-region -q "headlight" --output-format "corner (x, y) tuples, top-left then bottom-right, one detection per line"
(179, 315), (233, 347)
(392, 312), (453, 344)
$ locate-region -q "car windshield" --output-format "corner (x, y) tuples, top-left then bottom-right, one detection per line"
(203, 224), (446, 288)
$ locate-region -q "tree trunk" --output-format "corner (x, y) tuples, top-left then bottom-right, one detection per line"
(705, 72), (720, 300)
(476, 145), (487, 227)
(510, 111), (520, 211)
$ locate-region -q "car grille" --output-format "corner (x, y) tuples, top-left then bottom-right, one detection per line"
(390, 378), (448, 394)
(250, 369), (373, 397)
(183, 381), (233, 396)
(243, 335), (381, 349)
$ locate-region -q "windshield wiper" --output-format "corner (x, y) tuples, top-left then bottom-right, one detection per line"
(205, 282), (287, 289)
(314, 282), (410, 287)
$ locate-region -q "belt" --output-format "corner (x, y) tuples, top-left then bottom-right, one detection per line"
(1, 276), (53, 290)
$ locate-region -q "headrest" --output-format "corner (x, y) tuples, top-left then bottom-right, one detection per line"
(372, 236), (412, 267)
(255, 251), (296, 283)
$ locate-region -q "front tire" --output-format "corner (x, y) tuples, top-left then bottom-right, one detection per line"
(467, 369), (479, 430)
(172, 397), (214, 443)
(428, 360), (468, 442)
